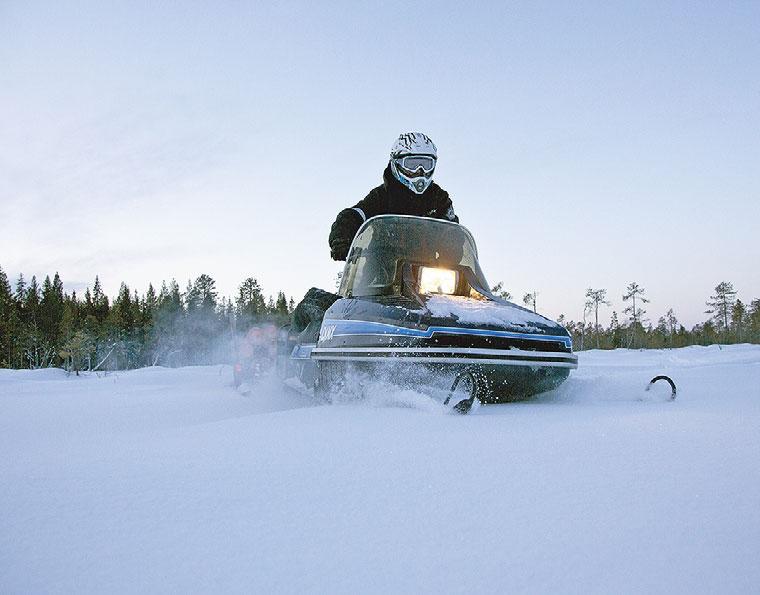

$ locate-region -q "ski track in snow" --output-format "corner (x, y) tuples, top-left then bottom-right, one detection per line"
(1, 345), (760, 593)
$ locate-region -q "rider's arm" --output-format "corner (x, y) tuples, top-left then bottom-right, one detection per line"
(329, 208), (364, 261)
(328, 187), (384, 261)
(432, 187), (459, 223)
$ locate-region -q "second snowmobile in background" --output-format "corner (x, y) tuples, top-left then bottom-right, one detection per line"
(233, 324), (277, 394)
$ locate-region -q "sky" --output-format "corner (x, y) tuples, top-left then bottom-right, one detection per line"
(1, 1), (758, 326)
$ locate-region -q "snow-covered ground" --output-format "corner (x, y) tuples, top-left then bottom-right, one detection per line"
(2, 345), (759, 594)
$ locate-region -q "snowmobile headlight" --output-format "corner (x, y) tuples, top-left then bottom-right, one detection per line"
(419, 267), (457, 295)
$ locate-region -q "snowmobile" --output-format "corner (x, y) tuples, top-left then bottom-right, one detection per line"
(279, 215), (578, 412)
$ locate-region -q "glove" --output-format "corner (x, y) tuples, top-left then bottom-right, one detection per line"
(330, 238), (351, 261)
(329, 208), (364, 261)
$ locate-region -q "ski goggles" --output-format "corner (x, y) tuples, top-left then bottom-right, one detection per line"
(393, 154), (436, 176)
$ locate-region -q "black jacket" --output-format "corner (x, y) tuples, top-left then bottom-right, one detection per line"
(329, 165), (458, 260)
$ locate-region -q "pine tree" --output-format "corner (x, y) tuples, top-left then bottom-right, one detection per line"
(622, 282), (649, 348)
(731, 299), (747, 342)
(105, 283), (136, 368)
(665, 308), (678, 334)
(184, 274), (221, 364)
(79, 286), (99, 360)
(59, 290), (80, 345)
(585, 288), (611, 349)
(705, 281), (737, 336)
(236, 278), (266, 326)
(275, 291), (289, 320)
(151, 280), (184, 366)
(53, 273), (64, 302)
(25, 277), (41, 314)
(138, 283), (158, 365)
(112, 283), (135, 332)
(143, 283), (157, 321)
(14, 273), (26, 303)
(0, 266), (11, 309)
(186, 274), (218, 314)
(88, 275), (110, 363)
(81, 286), (92, 321)
(608, 310), (624, 348)
(60, 330), (94, 375)
(91, 276), (110, 322)
(695, 320), (719, 345)
(522, 291), (538, 312)
(749, 299), (760, 343)
(21, 276), (42, 367)
(0, 266), (18, 367)
(653, 316), (669, 348)
(665, 308), (678, 346)
(39, 273), (65, 359)
(491, 282), (512, 301)
(675, 323), (689, 348)
(159, 280), (183, 315)
(59, 291), (93, 373)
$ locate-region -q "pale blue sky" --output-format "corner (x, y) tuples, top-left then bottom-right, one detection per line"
(1, 1), (758, 325)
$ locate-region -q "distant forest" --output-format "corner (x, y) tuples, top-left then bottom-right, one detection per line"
(492, 281), (760, 351)
(0, 265), (758, 371)
(0, 267), (293, 372)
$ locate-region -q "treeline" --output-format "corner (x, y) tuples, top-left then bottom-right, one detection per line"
(559, 281), (760, 350)
(493, 280), (760, 350)
(2, 268), (759, 372)
(0, 266), (295, 371)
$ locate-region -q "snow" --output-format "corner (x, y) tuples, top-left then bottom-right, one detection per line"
(2, 345), (760, 593)
(424, 294), (548, 331)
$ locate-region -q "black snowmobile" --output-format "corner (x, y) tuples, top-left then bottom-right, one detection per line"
(279, 215), (578, 412)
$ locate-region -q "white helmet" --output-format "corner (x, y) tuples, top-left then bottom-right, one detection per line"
(389, 132), (437, 194)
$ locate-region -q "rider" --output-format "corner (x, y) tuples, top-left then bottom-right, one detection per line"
(328, 132), (458, 261)
(293, 132), (458, 333)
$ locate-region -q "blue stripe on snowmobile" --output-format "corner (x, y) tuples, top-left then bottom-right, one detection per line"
(321, 319), (572, 349)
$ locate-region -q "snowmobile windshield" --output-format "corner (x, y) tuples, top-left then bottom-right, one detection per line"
(339, 215), (489, 298)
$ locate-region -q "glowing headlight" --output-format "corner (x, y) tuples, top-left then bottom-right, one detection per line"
(419, 267), (457, 295)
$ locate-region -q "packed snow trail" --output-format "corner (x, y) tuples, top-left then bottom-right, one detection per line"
(1, 345), (759, 593)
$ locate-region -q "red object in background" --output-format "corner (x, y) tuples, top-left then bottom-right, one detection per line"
(232, 324), (277, 388)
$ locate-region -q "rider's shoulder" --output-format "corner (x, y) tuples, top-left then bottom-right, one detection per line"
(429, 182), (450, 202)
(359, 182), (388, 205)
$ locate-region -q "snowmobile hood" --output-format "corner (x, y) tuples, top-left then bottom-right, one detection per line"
(319, 295), (573, 354)
(422, 294), (566, 337)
